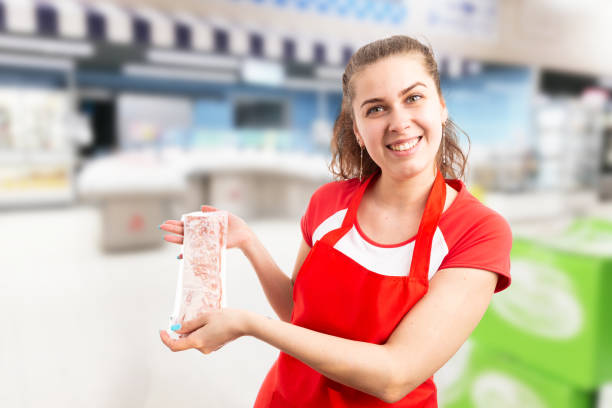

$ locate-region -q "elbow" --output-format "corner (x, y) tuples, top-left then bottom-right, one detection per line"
(380, 385), (408, 404)
(380, 382), (415, 404)
(379, 369), (416, 404)
(377, 347), (420, 403)
(281, 301), (294, 322)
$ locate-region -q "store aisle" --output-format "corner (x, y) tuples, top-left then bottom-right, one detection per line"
(0, 206), (301, 408)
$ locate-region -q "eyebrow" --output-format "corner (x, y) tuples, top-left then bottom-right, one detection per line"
(359, 82), (427, 109)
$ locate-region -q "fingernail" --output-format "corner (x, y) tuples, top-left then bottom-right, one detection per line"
(171, 324), (181, 331)
(176, 255), (180, 259)
(158, 224), (162, 229)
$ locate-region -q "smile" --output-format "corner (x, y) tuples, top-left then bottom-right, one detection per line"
(387, 136), (422, 152)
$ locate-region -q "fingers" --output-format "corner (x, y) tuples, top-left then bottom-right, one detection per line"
(160, 222), (184, 235)
(163, 235), (183, 244)
(160, 221), (184, 247)
(201, 205), (218, 212)
(175, 313), (209, 335)
(159, 330), (194, 352)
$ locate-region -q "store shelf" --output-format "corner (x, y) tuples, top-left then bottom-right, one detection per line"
(0, 150), (75, 165)
(0, 188), (74, 208)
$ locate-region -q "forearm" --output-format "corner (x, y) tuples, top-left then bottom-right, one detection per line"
(241, 230), (294, 322)
(244, 311), (396, 402)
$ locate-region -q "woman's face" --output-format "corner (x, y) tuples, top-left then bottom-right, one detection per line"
(351, 53), (448, 181)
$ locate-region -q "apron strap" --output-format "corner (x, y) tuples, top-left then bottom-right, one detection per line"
(409, 170), (446, 281)
(341, 172), (378, 228)
(321, 172), (378, 248)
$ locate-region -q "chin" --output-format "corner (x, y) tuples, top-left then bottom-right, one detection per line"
(386, 162), (434, 180)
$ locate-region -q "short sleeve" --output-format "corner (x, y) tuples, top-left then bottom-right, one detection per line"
(439, 213), (513, 293)
(300, 192), (317, 247)
(299, 178), (360, 249)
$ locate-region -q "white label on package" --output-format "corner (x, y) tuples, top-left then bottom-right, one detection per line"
(168, 211), (228, 337)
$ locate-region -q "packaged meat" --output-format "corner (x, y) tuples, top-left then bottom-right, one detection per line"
(168, 210), (228, 339)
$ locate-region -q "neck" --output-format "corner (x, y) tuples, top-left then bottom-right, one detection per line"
(370, 167), (438, 214)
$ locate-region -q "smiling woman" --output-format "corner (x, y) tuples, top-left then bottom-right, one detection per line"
(331, 36), (468, 183)
(160, 35), (512, 408)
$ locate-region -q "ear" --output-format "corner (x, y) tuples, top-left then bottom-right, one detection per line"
(352, 120), (363, 148)
(440, 97), (449, 124)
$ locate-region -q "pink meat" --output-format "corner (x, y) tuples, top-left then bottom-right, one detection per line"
(178, 212), (227, 323)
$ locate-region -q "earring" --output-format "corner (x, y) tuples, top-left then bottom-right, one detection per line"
(442, 123), (447, 165)
(359, 146), (364, 183)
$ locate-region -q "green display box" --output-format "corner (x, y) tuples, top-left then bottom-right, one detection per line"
(437, 340), (593, 408)
(471, 218), (612, 389)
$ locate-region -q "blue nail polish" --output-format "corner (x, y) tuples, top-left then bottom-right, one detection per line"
(176, 255), (180, 259)
(171, 324), (181, 331)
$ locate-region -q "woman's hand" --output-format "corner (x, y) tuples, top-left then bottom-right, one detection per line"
(160, 205), (253, 255)
(159, 309), (251, 354)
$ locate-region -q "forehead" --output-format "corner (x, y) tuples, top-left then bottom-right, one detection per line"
(351, 53), (434, 102)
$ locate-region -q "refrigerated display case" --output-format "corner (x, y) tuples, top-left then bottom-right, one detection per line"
(0, 87), (90, 208)
(599, 109), (612, 200)
(533, 96), (603, 191)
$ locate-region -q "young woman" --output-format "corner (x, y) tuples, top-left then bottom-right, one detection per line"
(159, 35), (512, 407)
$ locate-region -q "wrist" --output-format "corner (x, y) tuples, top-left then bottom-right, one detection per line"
(238, 310), (259, 337)
(240, 228), (258, 258)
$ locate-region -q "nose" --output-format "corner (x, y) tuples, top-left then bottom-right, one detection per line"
(387, 105), (412, 134)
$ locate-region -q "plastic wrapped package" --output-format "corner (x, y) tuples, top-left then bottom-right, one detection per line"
(168, 211), (228, 339)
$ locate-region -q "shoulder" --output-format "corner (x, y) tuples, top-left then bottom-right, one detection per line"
(311, 177), (360, 202)
(442, 180), (512, 240)
(307, 178), (360, 220)
(439, 180), (513, 292)
(301, 178), (360, 246)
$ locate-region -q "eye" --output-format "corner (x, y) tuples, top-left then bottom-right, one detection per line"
(406, 94), (423, 103)
(366, 105), (384, 116)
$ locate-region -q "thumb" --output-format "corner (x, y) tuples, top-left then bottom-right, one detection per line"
(175, 312), (209, 334)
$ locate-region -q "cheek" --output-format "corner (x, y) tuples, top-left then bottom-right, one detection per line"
(360, 121), (386, 144)
(422, 106), (444, 125)
(421, 109), (444, 137)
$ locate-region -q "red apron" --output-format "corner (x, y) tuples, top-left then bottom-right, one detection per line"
(254, 170), (446, 408)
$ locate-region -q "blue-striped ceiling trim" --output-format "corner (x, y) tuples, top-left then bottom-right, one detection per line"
(0, 0), (371, 68)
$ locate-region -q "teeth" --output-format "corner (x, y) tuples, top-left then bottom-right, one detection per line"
(389, 138), (420, 151)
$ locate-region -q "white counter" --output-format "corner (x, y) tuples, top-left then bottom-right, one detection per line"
(76, 149), (332, 251)
(77, 148), (331, 196)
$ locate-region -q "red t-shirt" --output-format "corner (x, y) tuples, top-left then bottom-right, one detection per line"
(301, 177), (512, 292)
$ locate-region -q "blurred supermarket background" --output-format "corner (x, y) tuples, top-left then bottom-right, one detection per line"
(0, 0), (611, 407)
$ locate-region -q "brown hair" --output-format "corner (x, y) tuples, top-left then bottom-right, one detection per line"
(329, 35), (469, 181)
